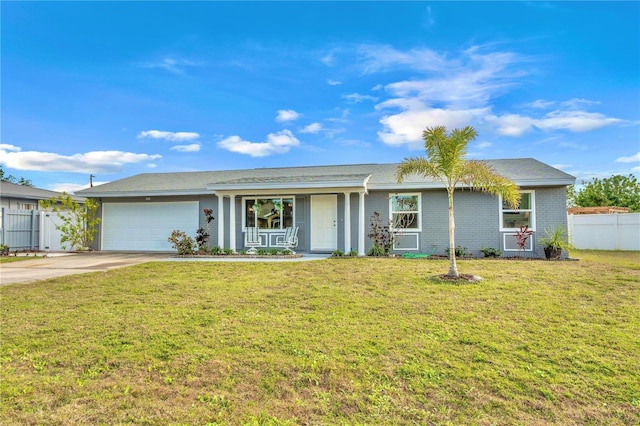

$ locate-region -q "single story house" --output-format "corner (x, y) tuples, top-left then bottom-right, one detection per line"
(0, 181), (85, 251)
(0, 181), (84, 211)
(76, 158), (575, 257)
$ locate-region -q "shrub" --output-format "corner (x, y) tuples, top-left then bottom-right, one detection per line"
(480, 247), (502, 258)
(223, 248), (234, 255)
(368, 212), (396, 254)
(348, 249), (359, 257)
(332, 249), (345, 257)
(195, 227), (209, 251)
(210, 245), (222, 255)
(168, 230), (196, 255)
(367, 245), (386, 257)
(445, 245), (468, 257)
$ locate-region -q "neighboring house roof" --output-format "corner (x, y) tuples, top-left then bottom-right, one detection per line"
(76, 158), (575, 197)
(568, 206), (631, 214)
(0, 181), (85, 203)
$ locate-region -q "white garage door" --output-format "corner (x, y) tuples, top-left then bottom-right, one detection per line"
(102, 202), (199, 251)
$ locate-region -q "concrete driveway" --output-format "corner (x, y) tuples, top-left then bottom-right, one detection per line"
(0, 252), (171, 285)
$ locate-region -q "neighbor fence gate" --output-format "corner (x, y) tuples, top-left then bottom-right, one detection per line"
(0, 208), (40, 251)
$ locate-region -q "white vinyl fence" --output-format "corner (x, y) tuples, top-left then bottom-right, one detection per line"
(568, 213), (640, 250)
(0, 208), (71, 251)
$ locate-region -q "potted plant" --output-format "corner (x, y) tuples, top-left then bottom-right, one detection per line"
(538, 225), (572, 260)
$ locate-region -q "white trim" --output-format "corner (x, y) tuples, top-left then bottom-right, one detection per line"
(344, 192), (351, 252)
(503, 232), (534, 252)
(358, 192), (366, 256)
(393, 233), (419, 251)
(499, 190), (536, 232)
(389, 192), (422, 232)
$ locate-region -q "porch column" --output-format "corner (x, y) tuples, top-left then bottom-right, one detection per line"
(358, 192), (366, 256)
(229, 194), (236, 252)
(343, 192), (351, 252)
(217, 194), (225, 248)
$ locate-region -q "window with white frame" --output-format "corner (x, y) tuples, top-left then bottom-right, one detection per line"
(500, 190), (535, 231)
(389, 193), (421, 231)
(17, 203), (36, 211)
(244, 197), (294, 230)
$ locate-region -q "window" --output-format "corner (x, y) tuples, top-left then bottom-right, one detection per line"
(17, 203), (36, 211)
(389, 193), (421, 231)
(244, 197), (294, 230)
(500, 191), (535, 231)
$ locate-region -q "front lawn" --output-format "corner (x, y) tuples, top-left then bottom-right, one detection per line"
(1, 251), (638, 425)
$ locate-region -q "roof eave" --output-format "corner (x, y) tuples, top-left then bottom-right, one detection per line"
(79, 189), (209, 198)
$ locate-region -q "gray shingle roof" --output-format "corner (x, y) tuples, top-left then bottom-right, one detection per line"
(0, 181), (85, 202)
(76, 159), (575, 197)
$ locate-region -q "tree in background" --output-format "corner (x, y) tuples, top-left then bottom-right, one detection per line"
(396, 126), (521, 278)
(0, 165), (33, 187)
(567, 174), (640, 212)
(39, 195), (101, 251)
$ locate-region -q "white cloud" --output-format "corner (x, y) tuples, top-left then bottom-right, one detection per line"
(138, 130), (200, 141)
(476, 141), (493, 149)
(377, 101), (490, 148)
(141, 57), (198, 74)
(0, 144), (21, 151)
(342, 93), (378, 103)
(551, 164), (573, 170)
(537, 110), (621, 132)
(170, 143), (201, 152)
(300, 123), (323, 134)
(327, 79), (342, 86)
(488, 109), (622, 136)
(275, 109), (301, 122)
(526, 99), (556, 109)
(218, 129), (300, 157)
(48, 182), (108, 194)
(486, 113), (536, 136)
(0, 147), (162, 173)
(616, 152), (640, 163)
(560, 98), (600, 109)
(356, 44), (454, 74)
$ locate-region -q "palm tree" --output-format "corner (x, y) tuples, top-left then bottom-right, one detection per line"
(396, 126), (521, 278)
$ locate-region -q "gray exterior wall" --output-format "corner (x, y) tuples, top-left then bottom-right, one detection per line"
(90, 185), (568, 257)
(364, 186), (569, 257)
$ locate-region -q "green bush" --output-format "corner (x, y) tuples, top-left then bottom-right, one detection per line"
(332, 249), (345, 257)
(168, 230), (196, 255)
(480, 247), (502, 258)
(367, 245), (386, 257)
(445, 245), (468, 257)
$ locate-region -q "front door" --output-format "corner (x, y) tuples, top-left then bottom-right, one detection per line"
(311, 194), (337, 251)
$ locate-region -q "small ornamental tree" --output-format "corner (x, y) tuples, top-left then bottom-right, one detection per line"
(39, 194), (101, 250)
(514, 225), (534, 258)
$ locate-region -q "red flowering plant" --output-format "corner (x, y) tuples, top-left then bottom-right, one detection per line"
(196, 209), (215, 252)
(515, 225), (534, 258)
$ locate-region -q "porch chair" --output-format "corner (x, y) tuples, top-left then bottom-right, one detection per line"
(244, 227), (261, 254)
(275, 226), (299, 254)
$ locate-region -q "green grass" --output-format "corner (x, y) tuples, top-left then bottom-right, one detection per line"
(0, 254), (47, 264)
(1, 250), (639, 425)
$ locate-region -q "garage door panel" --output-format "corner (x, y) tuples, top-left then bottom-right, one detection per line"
(103, 202), (199, 251)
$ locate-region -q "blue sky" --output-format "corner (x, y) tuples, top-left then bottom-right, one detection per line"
(2, 1), (639, 193)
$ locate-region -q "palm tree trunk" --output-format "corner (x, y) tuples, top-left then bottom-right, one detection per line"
(447, 190), (459, 277)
